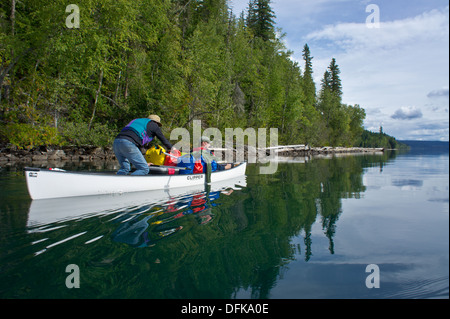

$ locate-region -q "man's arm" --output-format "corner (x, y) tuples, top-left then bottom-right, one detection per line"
(147, 121), (173, 150)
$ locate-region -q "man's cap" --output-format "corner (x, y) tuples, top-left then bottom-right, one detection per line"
(201, 136), (211, 143)
(148, 114), (162, 126)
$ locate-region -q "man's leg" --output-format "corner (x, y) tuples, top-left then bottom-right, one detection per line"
(127, 144), (150, 176)
(113, 139), (131, 175)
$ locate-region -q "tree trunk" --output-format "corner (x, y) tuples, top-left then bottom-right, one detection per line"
(11, 0), (16, 36)
(88, 68), (104, 130)
(113, 70), (121, 104)
(124, 71), (129, 101)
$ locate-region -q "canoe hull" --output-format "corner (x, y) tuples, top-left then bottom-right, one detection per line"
(25, 163), (247, 200)
(27, 175), (247, 227)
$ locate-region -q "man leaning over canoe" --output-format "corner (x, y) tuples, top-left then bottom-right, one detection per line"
(113, 114), (175, 175)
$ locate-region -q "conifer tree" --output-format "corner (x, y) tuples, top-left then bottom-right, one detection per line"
(328, 58), (342, 99)
(246, 0), (276, 41)
(246, 0), (258, 32)
(318, 58), (343, 114)
(302, 44), (316, 108)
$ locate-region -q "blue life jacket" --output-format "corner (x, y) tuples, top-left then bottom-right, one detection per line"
(177, 153), (217, 175)
(177, 154), (195, 174)
(198, 154), (217, 173)
(121, 118), (154, 145)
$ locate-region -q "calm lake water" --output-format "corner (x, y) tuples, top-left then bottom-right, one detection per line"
(0, 148), (448, 299)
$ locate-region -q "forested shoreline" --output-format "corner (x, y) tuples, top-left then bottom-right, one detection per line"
(1, 0), (403, 150)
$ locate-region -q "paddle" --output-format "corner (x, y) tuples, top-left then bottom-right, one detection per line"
(149, 164), (189, 171)
(162, 151), (179, 159)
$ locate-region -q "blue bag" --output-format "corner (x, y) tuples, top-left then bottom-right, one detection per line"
(177, 154), (195, 174)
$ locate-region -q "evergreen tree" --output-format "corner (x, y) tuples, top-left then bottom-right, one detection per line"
(246, 0), (258, 32)
(317, 58), (348, 145)
(328, 58), (342, 99)
(302, 44), (316, 108)
(246, 0), (276, 41)
(318, 69), (333, 125)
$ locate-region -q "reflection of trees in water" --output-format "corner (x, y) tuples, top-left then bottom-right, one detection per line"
(3, 153), (395, 299)
(221, 153), (394, 298)
(124, 153), (394, 299)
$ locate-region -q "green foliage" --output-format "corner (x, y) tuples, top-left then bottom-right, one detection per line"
(0, 0), (374, 149)
(59, 122), (116, 147)
(358, 129), (407, 149)
(0, 123), (64, 149)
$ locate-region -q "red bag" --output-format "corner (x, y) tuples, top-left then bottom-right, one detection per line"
(164, 149), (181, 166)
(193, 159), (203, 174)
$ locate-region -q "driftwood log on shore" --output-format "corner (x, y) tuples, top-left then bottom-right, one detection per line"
(264, 145), (384, 156)
(0, 144), (384, 165)
(211, 144), (384, 161)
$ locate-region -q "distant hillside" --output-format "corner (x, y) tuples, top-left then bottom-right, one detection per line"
(399, 140), (449, 155)
(358, 130), (408, 150)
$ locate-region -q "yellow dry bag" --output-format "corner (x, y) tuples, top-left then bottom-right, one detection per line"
(145, 145), (166, 165)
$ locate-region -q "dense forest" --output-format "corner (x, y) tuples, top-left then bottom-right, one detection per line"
(359, 128), (408, 150)
(1, 0), (396, 149)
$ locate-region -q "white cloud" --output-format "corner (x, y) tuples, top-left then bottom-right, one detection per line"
(306, 7), (449, 50)
(228, 1), (449, 140)
(304, 6), (449, 140)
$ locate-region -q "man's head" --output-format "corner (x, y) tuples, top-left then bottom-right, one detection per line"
(200, 136), (211, 148)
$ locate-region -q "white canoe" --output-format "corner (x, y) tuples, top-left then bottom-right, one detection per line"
(25, 163), (247, 200)
(27, 175), (247, 227)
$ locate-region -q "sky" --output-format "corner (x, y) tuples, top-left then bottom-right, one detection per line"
(228, 0), (449, 141)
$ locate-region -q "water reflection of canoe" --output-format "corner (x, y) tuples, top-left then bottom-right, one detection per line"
(24, 163), (247, 200)
(27, 175), (247, 227)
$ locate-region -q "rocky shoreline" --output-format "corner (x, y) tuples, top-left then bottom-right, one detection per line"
(0, 146), (115, 164)
(0, 143), (384, 166)
(0, 145), (117, 165)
